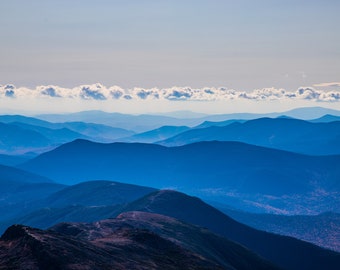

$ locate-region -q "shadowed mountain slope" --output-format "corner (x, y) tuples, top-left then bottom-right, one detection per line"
(0, 164), (52, 187)
(44, 180), (156, 207)
(0, 164), (64, 221)
(0, 212), (279, 270)
(0, 180), (156, 234)
(0, 153), (29, 166)
(121, 190), (340, 270)
(0, 205), (122, 233)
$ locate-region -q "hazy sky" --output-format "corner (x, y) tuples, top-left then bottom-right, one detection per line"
(0, 0), (339, 114)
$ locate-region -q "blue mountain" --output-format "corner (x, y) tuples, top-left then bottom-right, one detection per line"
(0, 180), (156, 232)
(44, 180), (156, 208)
(36, 110), (196, 132)
(0, 114), (53, 127)
(19, 139), (340, 214)
(0, 122), (51, 154)
(0, 153), (29, 166)
(0, 114), (135, 153)
(310, 114), (340, 123)
(122, 190), (340, 270)
(1, 186), (339, 270)
(0, 164), (64, 220)
(0, 114), (135, 140)
(193, 119), (246, 129)
(10, 122), (88, 144)
(120, 125), (190, 143)
(60, 122), (135, 141)
(160, 117), (340, 155)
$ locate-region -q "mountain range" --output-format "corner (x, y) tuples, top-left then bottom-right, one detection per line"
(0, 158), (339, 269)
(0, 173), (336, 251)
(121, 190), (340, 270)
(1, 107), (340, 155)
(0, 163), (64, 222)
(0, 122), (53, 154)
(0, 114), (136, 154)
(1, 106), (340, 269)
(119, 125), (190, 143)
(159, 117), (340, 155)
(0, 180), (156, 234)
(0, 211), (279, 270)
(0, 114), (135, 140)
(1, 188), (339, 270)
(35, 110), (197, 132)
(35, 106), (340, 128)
(19, 139), (340, 214)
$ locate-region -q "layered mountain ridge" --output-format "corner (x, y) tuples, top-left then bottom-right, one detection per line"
(19, 139), (340, 214)
(1, 107), (339, 269)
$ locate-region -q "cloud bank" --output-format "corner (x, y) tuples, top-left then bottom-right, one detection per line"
(0, 83), (339, 102)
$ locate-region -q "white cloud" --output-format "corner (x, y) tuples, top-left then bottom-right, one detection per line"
(0, 84), (339, 102)
(79, 84), (108, 100)
(313, 82), (340, 88)
(109, 86), (125, 99)
(294, 87), (340, 102)
(37, 86), (63, 98)
(131, 87), (160, 100)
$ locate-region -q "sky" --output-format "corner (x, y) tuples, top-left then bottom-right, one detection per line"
(0, 0), (339, 114)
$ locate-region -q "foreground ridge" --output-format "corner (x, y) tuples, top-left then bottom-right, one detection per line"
(0, 211), (278, 270)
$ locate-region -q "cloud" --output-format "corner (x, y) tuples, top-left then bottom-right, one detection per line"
(4, 84), (15, 90)
(1, 85), (16, 98)
(313, 82), (340, 88)
(164, 87), (193, 100)
(5, 89), (15, 98)
(1, 84), (339, 102)
(132, 88), (160, 100)
(79, 84), (107, 100)
(109, 86), (124, 99)
(294, 87), (340, 101)
(38, 86), (62, 98)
